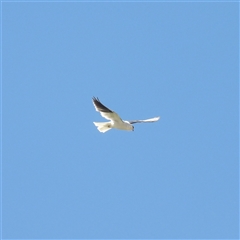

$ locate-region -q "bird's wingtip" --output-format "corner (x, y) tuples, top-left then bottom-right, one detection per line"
(92, 96), (100, 102)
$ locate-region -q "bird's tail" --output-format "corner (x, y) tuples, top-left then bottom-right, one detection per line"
(93, 122), (112, 133)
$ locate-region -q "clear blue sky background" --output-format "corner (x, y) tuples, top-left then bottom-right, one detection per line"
(2, 1), (239, 239)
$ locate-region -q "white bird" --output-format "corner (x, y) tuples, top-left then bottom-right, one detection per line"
(92, 97), (160, 133)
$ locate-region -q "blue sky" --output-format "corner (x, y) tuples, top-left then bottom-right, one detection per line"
(2, 1), (239, 239)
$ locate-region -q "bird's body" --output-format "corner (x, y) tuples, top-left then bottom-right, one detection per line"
(93, 120), (132, 133)
(92, 97), (160, 133)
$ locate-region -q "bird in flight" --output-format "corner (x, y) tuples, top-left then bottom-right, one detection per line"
(92, 97), (160, 133)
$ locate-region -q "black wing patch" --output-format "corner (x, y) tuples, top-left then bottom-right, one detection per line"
(128, 120), (142, 124)
(92, 97), (113, 113)
(128, 117), (160, 124)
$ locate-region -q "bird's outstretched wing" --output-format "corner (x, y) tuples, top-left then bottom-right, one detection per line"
(128, 116), (160, 124)
(92, 97), (123, 122)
